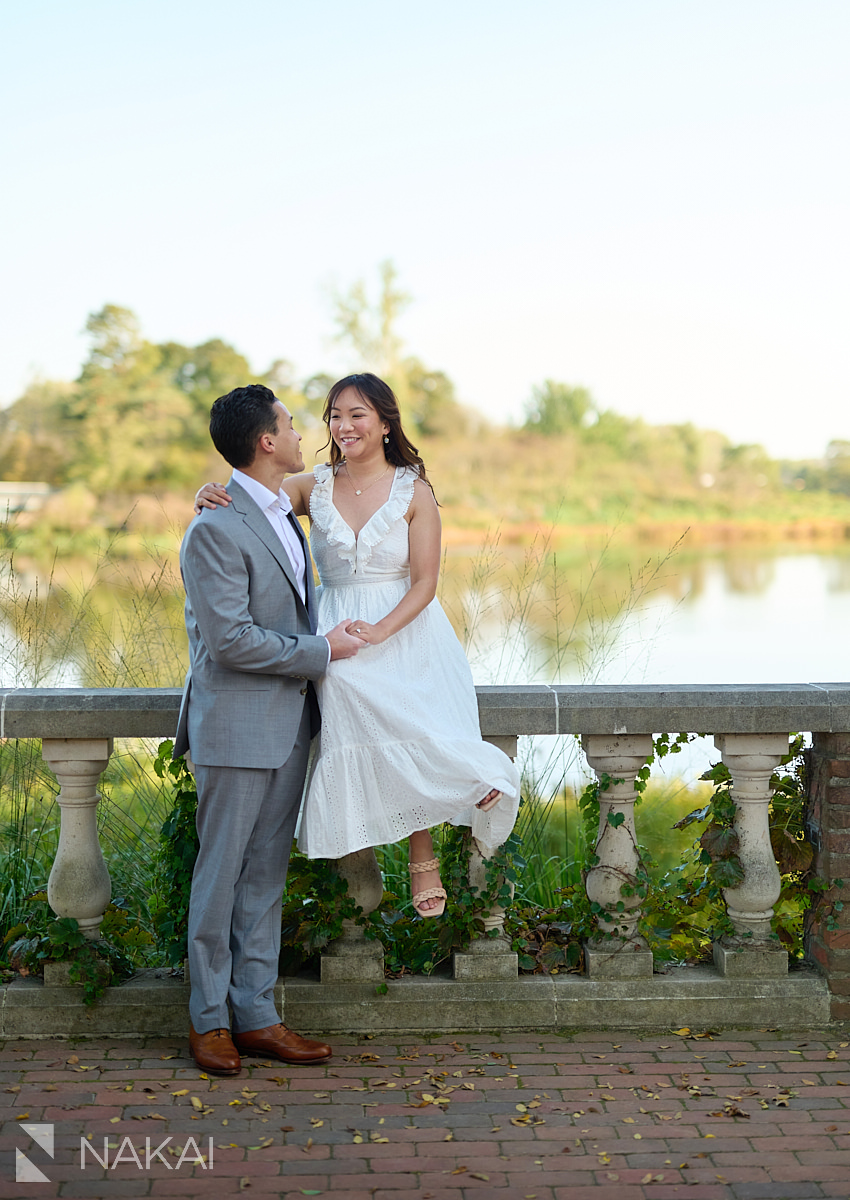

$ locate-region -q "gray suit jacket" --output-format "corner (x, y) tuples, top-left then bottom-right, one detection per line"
(174, 477), (328, 769)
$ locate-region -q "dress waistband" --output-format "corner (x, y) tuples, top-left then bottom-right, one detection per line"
(321, 571), (410, 588)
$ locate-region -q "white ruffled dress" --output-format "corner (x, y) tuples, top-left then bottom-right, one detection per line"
(297, 463), (521, 859)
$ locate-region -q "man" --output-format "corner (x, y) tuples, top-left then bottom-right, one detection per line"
(174, 384), (364, 1076)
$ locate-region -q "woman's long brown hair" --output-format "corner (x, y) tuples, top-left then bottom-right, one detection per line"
(320, 373), (436, 495)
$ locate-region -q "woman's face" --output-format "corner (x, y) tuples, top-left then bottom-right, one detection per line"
(328, 386), (389, 460)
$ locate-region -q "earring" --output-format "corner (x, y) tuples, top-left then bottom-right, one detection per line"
(384, 435), (389, 444)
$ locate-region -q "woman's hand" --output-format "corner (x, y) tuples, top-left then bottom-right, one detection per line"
(344, 620), (386, 645)
(195, 482), (232, 514)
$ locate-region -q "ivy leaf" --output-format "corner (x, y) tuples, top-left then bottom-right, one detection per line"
(700, 824), (739, 860)
(711, 858), (746, 888)
(770, 827), (813, 874)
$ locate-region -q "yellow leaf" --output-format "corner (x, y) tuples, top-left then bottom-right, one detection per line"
(171, 1089), (189, 1097)
(109, 1117), (120, 1124)
(310, 1119), (323, 1128)
(673, 1028), (691, 1036)
(190, 1096), (204, 1110)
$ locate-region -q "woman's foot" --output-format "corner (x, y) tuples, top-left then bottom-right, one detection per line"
(476, 788), (501, 812)
(409, 857), (447, 917)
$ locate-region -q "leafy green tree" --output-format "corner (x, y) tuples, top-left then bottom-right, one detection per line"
(158, 337), (255, 426)
(0, 380), (78, 486)
(825, 440), (850, 494)
(523, 381), (596, 435)
(330, 260), (465, 435)
(66, 305), (202, 493)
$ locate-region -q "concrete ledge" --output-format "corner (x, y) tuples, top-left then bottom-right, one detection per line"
(2, 964), (830, 1038)
(3, 683), (850, 740)
(2, 969), (189, 1037)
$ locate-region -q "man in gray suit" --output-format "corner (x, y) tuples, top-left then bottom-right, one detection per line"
(175, 384), (364, 1076)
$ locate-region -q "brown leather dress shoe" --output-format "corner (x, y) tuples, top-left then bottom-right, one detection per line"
(189, 1024), (241, 1076)
(233, 1022), (332, 1064)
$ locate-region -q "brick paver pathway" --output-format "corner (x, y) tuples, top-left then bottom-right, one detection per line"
(1, 1030), (848, 1199)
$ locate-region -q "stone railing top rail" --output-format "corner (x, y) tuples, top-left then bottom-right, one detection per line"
(1, 683), (849, 740)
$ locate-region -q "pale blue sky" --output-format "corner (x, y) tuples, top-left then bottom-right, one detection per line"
(2, 0), (847, 457)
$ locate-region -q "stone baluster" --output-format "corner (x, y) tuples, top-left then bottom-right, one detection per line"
(712, 733), (789, 977)
(581, 734), (654, 978)
(454, 734), (519, 981)
(320, 848), (385, 983)
(41, 738), (113, 940)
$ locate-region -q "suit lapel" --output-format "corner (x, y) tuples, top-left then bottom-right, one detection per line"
(227, 479), (311, 621)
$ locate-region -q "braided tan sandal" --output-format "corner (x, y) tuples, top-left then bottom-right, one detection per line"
(409, 857), (447, 918)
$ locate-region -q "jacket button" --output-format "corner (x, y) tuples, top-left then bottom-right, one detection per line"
(300, 685), (308, 695)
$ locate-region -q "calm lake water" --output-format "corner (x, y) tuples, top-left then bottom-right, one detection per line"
(443, 541), (850, 788)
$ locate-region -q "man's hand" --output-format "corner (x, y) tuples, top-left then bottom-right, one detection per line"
(325, 620), (367, 660)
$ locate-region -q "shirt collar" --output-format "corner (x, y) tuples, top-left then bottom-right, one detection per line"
(231, 468), (293, 514)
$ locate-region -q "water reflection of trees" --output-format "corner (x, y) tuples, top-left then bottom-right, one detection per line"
(0, 550), (187, 690)
(2, 535), (847, 691)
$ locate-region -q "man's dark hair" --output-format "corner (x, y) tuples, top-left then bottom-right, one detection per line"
(209, 384), (279, 468)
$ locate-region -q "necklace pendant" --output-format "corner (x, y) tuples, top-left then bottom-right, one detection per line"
(355, 489), (362, 495)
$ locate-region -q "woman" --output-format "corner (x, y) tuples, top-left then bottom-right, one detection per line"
(196, 373), (520, 915)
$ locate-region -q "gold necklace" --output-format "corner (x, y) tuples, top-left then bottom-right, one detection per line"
(344, 462), (391, 496)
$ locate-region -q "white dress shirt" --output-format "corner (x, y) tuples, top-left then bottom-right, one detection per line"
(231, 470), (331, 668)
(232, 469), (306, 598)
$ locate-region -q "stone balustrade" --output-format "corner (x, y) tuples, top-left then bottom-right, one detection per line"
(2, 683), (849, 1025)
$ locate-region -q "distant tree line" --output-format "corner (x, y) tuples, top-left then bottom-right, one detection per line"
(0, 263), (845, 522)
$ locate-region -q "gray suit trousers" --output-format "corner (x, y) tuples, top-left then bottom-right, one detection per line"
(187, 704), (311, 1033)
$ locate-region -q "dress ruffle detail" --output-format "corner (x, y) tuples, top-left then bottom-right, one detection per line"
(309, 464), (417, 572)
(309, 464), (356, 569)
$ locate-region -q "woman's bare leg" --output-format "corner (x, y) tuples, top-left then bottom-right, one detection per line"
(409, 828), (443, 912)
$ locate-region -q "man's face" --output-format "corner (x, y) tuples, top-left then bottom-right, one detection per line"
(270, 401), (304, 475)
